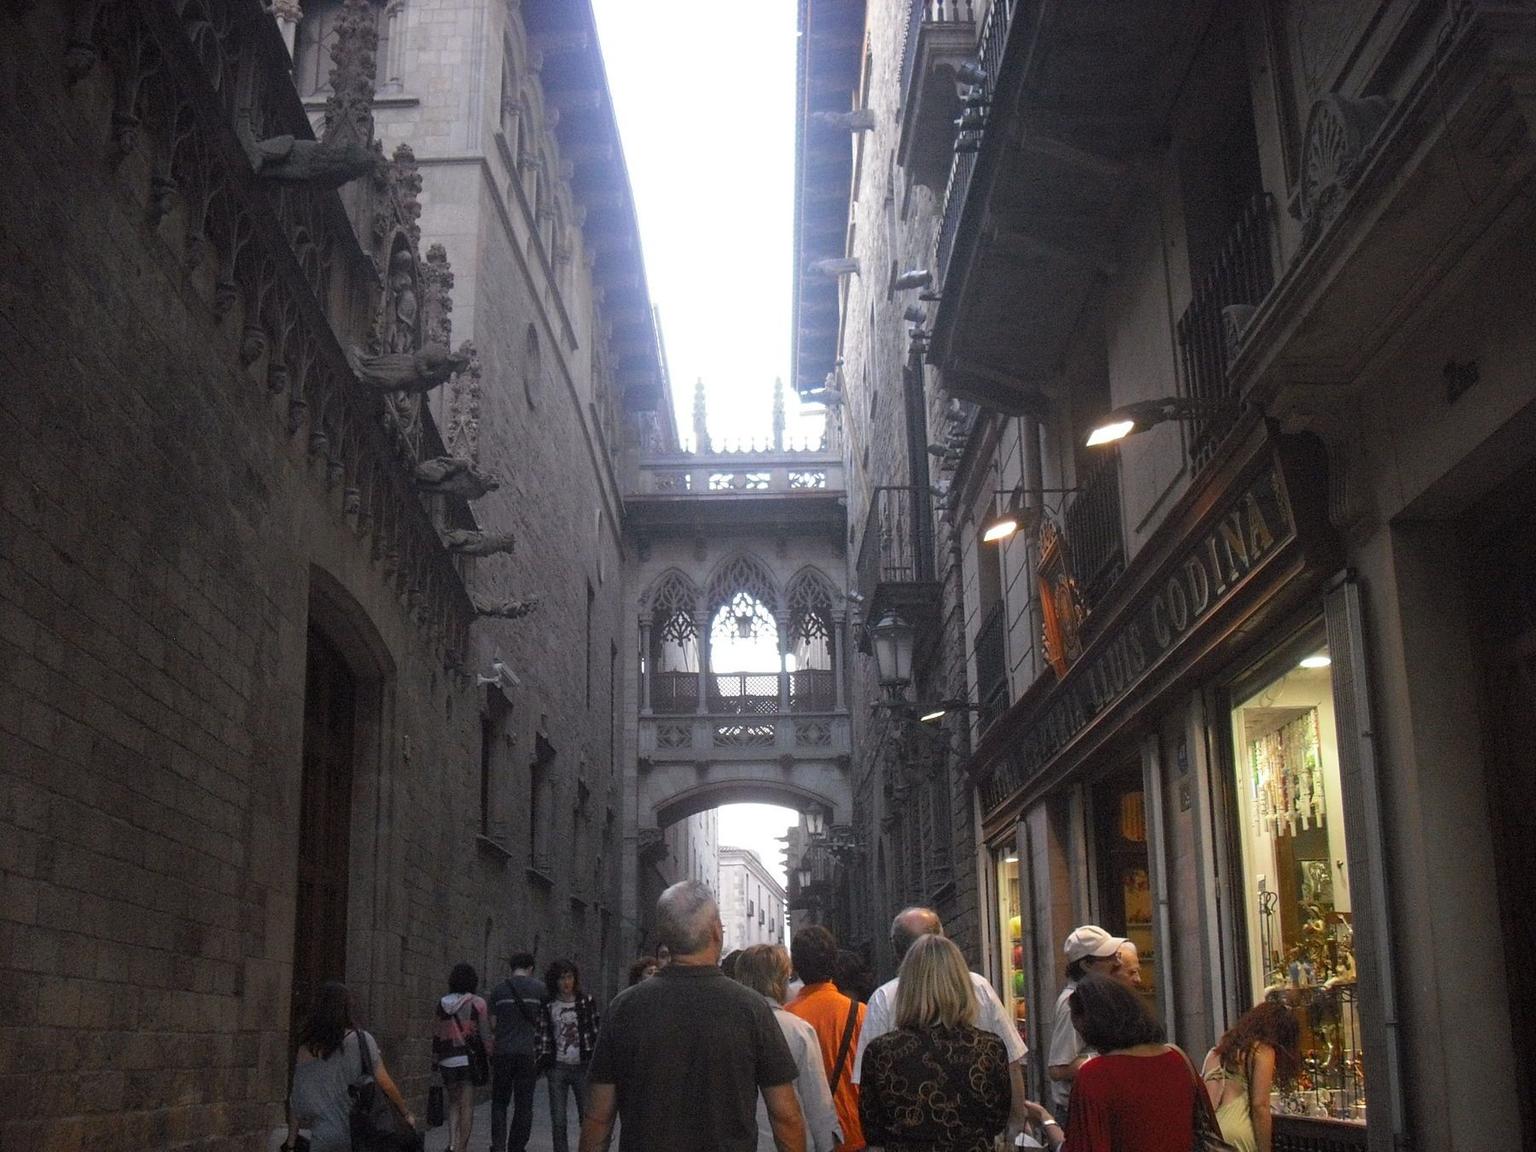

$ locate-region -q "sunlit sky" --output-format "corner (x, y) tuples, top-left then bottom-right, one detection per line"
(591, 0), (810, 881)
(591, 0), (823, 453)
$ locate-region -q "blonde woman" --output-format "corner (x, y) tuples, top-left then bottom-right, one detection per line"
(858, 935), (1010, 1152)
(735, 943), (841, 1152)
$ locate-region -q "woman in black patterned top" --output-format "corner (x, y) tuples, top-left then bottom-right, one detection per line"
(859, 935), (1010, 1151)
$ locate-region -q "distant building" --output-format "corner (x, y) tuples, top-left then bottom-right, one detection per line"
(719, 847), (787, 953)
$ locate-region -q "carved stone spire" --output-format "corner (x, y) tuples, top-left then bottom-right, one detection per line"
(421, 244), (454, 347)
(692, 378), (710, 454)
(772, 376), (785, 451)
(389, 143), (423, 243)
(323, 0), (378, 148)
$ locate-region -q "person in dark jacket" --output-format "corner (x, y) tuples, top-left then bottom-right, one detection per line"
(537, 959), (601, 1152)
(487, 951), (547, 1152)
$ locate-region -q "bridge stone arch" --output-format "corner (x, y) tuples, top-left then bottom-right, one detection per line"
(652, 773), (845, 829)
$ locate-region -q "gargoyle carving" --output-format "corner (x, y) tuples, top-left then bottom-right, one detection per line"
(350, 343), (471, 394)
(471, 594), (543, 620)
(415, 457), (500, 499)
(442, 529), (516, 556)
(239, 128), (385, 189)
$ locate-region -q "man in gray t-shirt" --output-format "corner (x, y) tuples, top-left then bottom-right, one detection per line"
(488, 952), (547, 1152)
(580, 881), (805, 1152)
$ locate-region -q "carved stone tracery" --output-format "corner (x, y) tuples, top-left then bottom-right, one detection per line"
(1293, 93), (1394, 247)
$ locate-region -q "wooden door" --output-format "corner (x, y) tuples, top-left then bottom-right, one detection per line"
(291, 628), (357, 1038)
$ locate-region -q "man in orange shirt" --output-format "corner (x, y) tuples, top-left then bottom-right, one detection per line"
(786, 926), (865, 1151)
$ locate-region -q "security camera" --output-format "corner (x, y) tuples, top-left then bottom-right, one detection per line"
(845, 591), (866, 604)
(477, 658), (520, 691)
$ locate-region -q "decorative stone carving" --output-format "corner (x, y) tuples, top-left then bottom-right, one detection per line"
(421, 244), (454, 347)
(321, 0), (377, 148)
(441, 529), (517, 556)
(1293, 93), (1394, 247)
(414, 456), (500, 498)
(270, 0), (303, 22)
(444, 341), (482, 461)
(389, 143), (423, 243)
(472, 593), (543, 620)
(240, 129), (385, 188)
(349, 342), (470, 393)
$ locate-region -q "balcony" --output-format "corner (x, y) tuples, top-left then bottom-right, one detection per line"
(1175, 193), (1277, 474)
(857, 486), (941, 644)
(1064, 451), (1126, 616)
(626, 449), (846, 535)
(898, 0), (980, 191)
(929, 1), (1217, 412)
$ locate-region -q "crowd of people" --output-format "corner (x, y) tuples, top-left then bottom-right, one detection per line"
(283, 883), (1299, 1152)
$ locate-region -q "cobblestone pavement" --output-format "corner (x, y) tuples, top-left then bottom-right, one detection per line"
(421, 1094), (585, 1152)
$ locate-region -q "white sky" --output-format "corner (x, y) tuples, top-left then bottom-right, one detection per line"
(592, 2), (813, 881)
(591, 0), (824, 451)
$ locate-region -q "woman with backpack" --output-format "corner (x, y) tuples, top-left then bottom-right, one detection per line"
(434, 961), (492, 1152)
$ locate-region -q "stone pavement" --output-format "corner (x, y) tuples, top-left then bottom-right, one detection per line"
(421, 1094), (585, 1152)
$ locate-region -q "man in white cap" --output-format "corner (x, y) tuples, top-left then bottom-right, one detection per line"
(1045, 925), (1126, 1121)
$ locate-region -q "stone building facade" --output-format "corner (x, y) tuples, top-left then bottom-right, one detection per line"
(719, 847), (787, 954)
(797, 2), (1536, 1150)
(0, 0), (661, 1148)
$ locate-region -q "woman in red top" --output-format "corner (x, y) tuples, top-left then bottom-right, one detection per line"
(1027, 974), (1212, 1152)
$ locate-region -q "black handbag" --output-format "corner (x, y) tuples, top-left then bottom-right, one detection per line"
(349, 1031), (422, 1151)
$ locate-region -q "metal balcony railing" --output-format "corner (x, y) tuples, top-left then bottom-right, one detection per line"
(857, 486), (936, 600)
(974, 602), (1008, 729)
(1065, 453), (1126, 616)
(934, 0), (1016, 289)
(1176, 192), (1277, 474)
(707, 673), (780, 716)
(789, 669), (837, 713)
(900, 0), (979, 105)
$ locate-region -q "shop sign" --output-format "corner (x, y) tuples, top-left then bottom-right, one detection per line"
(980, 461), (1295, 811)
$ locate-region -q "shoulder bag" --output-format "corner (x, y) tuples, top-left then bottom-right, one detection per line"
(1174, 1045), (1238, 1152)
(827, 998), (859, 1094)
(455, 1001), (491, 1087)
(349, 1031), (422, 1151)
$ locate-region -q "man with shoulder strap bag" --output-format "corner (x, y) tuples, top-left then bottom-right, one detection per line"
(786, 926), (866, 1151)
(487, 951), (548, 1152)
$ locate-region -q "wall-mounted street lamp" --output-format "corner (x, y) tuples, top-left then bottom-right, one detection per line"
(869, 612), (915, 697)
(1084, 396), (1233, 447)
(796, 864), (814, 890)
(916, 700), (983, 723)
(979, 485), (1081, 544)
(805, 808), (827, 838)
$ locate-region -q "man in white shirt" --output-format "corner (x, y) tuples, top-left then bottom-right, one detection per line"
(851, 907), (1028, 1141)
(1045, 925), (1126, 1121)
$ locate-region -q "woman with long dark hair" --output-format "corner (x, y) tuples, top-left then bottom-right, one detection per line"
(1201, 1000), (1300, 1152)
(433, 962), (491, 1152)
(286, 981), (414, 1152)
(1026, 974), (1214, 1152)
(536, 959), (600, 1152)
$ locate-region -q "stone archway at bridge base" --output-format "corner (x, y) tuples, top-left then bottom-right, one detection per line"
(639, 758), (852, 832)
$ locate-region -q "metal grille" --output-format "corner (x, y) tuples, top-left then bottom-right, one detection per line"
(713, 723), (776, 748)
(707, 673), (779, 715)
(1175, 192), (1277, 473)
(974, 602), (1008, 729)
(934, 0), (1015, 288)
(649, 671), (698, 715)
(1065, 452), (1126, 615)
(857, 486), (935, 599)
(789, 669), (836, 712)
(1271, 1118), (1367, 1152)
(900, 0), (979, 106)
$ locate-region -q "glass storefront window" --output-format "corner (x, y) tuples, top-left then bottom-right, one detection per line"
(996, 850), (1028, 1045)
(1230, 638), (1366, 1125)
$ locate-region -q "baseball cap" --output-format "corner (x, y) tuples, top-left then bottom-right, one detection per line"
(1063, 925), (1127, 963)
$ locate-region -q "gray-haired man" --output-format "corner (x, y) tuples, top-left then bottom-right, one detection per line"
(579, 880), (806, 1152)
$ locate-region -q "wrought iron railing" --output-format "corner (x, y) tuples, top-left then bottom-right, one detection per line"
(900, 0), (979, 107)
(934, 0), (1016, 288)
(858, 486), (936, 600)
(974, 602), (1008, 729)
(1065, 452), (1126, 615)
(1176, 191), (1277, 473)
(789, 669), (837, 712)
(707, 673), (780, 715)
(650, 671), (699, 715)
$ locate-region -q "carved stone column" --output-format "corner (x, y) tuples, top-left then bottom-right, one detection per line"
(638, 614), (652, 715)
(778, 620), (792, 713)
(695, 612), (711, 716)
(832, 611), (846, 711)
